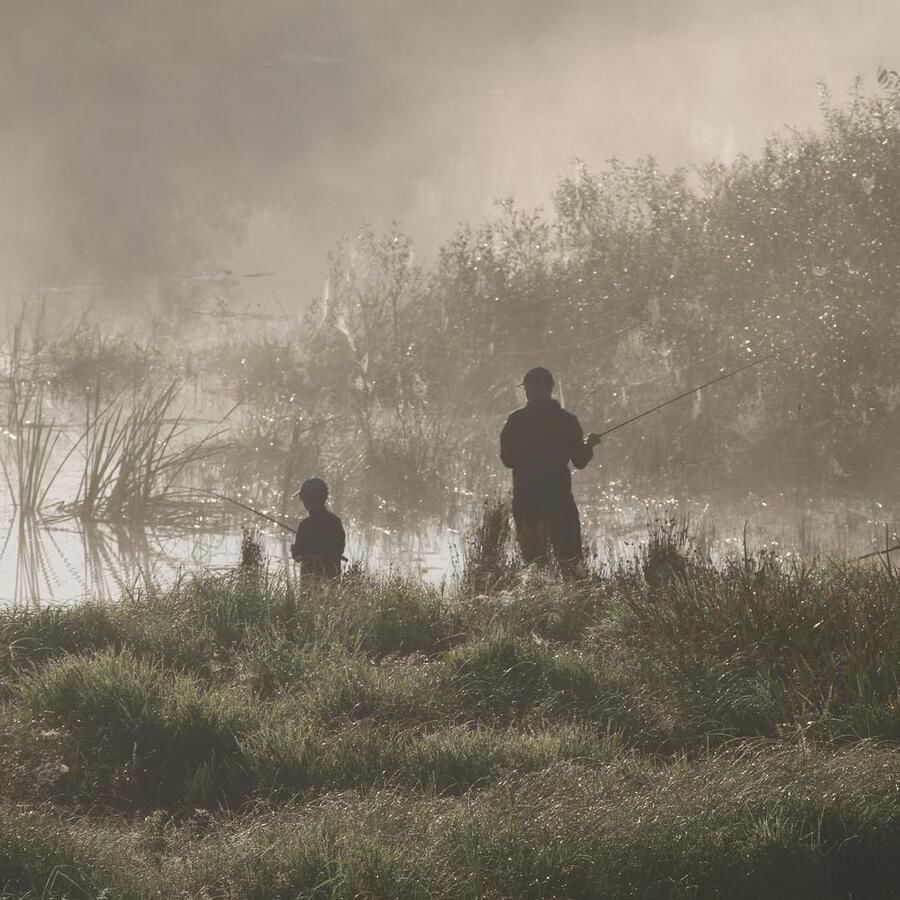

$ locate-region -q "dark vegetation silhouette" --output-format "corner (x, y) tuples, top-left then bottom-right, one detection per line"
(6, 79), (900, 527)
(294, 78), (900, 502)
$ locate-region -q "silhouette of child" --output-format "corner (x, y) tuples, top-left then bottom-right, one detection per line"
(290, 477), (345, 578)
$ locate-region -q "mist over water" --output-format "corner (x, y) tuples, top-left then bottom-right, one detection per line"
(2, 0), (898, 301)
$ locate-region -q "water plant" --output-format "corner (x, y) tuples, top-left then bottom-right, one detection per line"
(0, 388), (63, 515)
(461, 493), (518, 592)
(68, 382), (227, 522)
(35, 311), (166, 393)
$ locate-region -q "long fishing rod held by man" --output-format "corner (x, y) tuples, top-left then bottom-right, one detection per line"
(499, 356), (773, 572)
(597, 352), (777, 440)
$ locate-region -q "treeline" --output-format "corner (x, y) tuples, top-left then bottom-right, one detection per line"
(19, 80), (899, 510)
(288, 79), (900, 500)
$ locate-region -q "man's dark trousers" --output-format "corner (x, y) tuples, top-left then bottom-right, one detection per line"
(512, 491), (582, 566)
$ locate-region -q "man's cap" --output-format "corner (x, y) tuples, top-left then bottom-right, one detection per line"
(294, 476), (329, 501)
(521, 366), (554, 388)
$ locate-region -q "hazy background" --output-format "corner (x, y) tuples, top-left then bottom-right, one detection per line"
(1, 0), (897, 307)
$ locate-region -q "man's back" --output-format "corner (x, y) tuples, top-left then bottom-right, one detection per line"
(500, 398), (593, 498)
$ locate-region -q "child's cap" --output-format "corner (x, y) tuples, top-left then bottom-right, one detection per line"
(294, 477), (329, 501)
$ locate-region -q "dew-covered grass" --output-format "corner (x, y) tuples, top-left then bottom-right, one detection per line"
(3, 534), (900, 896)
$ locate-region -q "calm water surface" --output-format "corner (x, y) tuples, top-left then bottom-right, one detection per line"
(2, 477), (896, 605)
(2, 377), (897, 604)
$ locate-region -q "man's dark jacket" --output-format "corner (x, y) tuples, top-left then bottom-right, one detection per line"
(500, 398), (593, 505)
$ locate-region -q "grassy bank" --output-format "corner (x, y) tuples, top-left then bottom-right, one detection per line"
(2, 544), (900, 897)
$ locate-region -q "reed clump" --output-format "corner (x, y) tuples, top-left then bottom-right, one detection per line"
(37, 314), (165, 393)
(0, 380), (69, 516)
(461, 494), (519, 593)
(66, 382), (226, 523)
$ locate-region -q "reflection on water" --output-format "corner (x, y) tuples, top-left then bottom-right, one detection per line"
(0, 514), (233, 605)
(2, 483), (898, 605)
(0, 512), (462, 606)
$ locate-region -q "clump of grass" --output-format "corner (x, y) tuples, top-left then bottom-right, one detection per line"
(239, 525), (264, 570)
(335, 576), (453, 657)
(0, 803), (149, 899)
(238, 639), (435, 722)
(640, 511), (701, 588)
(436, 630), (659, 741)
(37, 313), (164, 392)
(614, 557), (900, 742)
(457, 574), (606, 642)
(15, 649), (251, 809)
(0, 383), (70, 515)
(167, 569), (454, 658)
(461, 494), (519, 593)
(0, 600), (220, 687)
(69, 382), (225, 522)
(236, 632), (664, 745)
(8, 642), (634, 809)
(0, 603), (122, 686)
(244, 720), (624, 799)
(0, 703), (72, 802)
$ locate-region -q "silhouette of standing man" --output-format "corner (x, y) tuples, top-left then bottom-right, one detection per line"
(500, 367), (601, 570)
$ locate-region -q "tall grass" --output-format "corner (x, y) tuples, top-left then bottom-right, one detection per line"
(640, 511), (702, 587)
(0, 320), (84, 514)
(461, 494), (518, 593)
(4, 543), (900, 893)
(37, 311), (164, 392)
(0, 386), (63, 515)
(1, 747), (899, 897)
(70, 382), (225, 521)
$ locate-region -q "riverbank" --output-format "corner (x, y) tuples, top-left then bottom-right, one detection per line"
(2, 541), (900, 897)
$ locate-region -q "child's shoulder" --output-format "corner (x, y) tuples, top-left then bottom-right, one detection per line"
(323, 508), (344, 527)
(306, 507), (343, 526)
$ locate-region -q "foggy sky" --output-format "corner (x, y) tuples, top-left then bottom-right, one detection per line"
(2, 0), (897, 307)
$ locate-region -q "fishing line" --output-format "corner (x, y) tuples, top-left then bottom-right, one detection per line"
(170, 488), (296, 532)
(596, 351), (782, 439)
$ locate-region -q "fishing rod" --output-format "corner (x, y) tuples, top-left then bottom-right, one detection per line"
(596, 352), (779, 440)
(177, 488), (296, 533)
(177, 488), (351, 562)
(857, 544), (900, 562)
